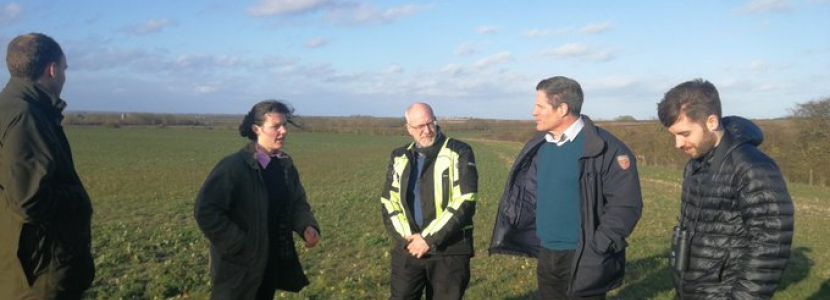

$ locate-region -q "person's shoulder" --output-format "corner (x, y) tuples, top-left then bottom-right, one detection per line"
(593, 126), (631, 151)
(0, 100), (45, 131)
(0, 98), (37, 118)
(390, 143), (411, 157)
(213, 150), (250, 171)
(730, 143), (780, 173)
(446, 136), (474, 152)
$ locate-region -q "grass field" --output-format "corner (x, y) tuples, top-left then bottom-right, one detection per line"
(64, 127), (829, 299)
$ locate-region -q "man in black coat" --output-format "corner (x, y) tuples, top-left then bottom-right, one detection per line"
(490, 76), (642, 299)
(0, 33), (95, 299)
(658, 79), (794, 299)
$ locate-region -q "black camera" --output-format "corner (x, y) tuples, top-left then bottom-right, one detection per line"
(670, 225), (691, 273)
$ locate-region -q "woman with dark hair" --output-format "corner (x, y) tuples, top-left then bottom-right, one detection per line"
(195, 100), (321, 300)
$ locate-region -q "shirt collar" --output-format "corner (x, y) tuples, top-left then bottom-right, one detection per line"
(255, 145), (284, 168)
(544, 116), (584, 145)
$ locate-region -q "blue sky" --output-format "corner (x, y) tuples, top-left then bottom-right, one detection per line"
(1, 0), (829, 120)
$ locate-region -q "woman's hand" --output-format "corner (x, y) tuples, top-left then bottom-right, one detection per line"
(303, 226), (320, 248)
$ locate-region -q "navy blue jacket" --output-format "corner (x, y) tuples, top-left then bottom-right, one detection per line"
(489, 116), (643, 296)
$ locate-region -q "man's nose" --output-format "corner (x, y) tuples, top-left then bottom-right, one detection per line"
(674, 136), (684, 149)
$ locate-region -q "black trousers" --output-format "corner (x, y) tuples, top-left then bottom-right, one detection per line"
(537, 248), (605, 300)
(389, 250), (471, 300)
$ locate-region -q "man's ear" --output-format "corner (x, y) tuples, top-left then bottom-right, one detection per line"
(43, 61), (58, 79)
(558, 102), (570, 117)
(706, 114), (720, 131)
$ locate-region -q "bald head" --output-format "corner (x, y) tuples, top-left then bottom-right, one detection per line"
(405, 102), (435, 123)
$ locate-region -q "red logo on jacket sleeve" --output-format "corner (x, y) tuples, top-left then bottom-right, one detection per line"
(616, 155), (631, 170)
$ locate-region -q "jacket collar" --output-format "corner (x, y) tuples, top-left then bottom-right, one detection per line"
(3, 77), (67, 120)
(579, 115), (606, 158)
(704, 116), (763, 169)
(407, 132), (447, 159)
(526, 114), (605, 159)
(240, 142), (292, 170)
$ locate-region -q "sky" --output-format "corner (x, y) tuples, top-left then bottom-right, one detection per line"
(1, 0), (829, 120)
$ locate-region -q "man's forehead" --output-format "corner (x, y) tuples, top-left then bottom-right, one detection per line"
(408, 109), (433, 120)
(668, 114), (702, 132)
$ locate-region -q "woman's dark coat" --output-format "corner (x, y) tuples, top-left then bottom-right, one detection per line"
(195, 143), (319, 300)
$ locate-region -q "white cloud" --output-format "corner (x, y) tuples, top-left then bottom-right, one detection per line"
(325, 3), (425, 25)
(385, 64), (403, 74)
(541, 43), (616, 62)
(585, 76), (639, 90)
(194, 85), (218, 94)
(477, 25), (498, 35)
(755, 82), (790, 91)
(247, 0), (333, 16)
(168, 54), (246, 76)
(748, 60), (768, 72)
(544, 43), (589, 56)
(580, 21), (614, 34)
(305, 37), (328, 49)
(122, 19), (177, 35)
(471, 52), (514, 70)
(455, 43), (475, 56)
(725, 60), (793, 73)
(524, 28), (571, 37)
(440, 64), (462, 75)
(70, 45), (168, 72)
(736, 0), (791, 15)
(1, 3), (23, 23)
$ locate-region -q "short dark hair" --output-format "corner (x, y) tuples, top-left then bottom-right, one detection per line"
(238, 100), (297, 141)
(536, 76), (583, 115)
(6, 32), (64, 80)
(657, 79), (722, 127)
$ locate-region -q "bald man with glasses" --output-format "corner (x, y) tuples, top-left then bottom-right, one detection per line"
(380, 103), (479, 300)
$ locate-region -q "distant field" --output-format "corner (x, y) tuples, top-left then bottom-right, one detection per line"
(65, 127), (828, 299)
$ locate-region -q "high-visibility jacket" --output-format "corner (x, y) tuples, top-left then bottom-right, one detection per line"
(380, 134), (478, 256)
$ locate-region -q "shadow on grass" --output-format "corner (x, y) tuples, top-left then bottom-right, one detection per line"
(498, 248), (811, 300)
(610, 253), (674, 300)
(778, 247), (813, 293)
(806, 279), (830, 300)
(499, 253), (675, 300)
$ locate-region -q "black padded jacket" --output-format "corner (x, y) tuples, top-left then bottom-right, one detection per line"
(675, 116), (794, 300)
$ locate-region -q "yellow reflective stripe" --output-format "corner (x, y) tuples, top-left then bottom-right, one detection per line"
(432, 138), (452, 217)
(382, 196), (412, 236)
(422, 138), (477, 238)
(422, 192), (475, 237)
(383, 152), (413, 237)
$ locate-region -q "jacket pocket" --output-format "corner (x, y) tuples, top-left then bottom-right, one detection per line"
(571, 248), (625, 295)
(211, 257), (250, 299)
(224, 231), (258, 266)
(685, 256), (727, 283)
(17, 224), (52, 287)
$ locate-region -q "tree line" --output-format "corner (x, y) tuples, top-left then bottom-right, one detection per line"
(64, 96), (829, 186)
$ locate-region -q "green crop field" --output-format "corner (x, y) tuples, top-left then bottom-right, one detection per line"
(64, 127), (828, 299)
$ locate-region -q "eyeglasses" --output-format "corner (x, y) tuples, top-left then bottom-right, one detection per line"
(406, 120), (437, 132)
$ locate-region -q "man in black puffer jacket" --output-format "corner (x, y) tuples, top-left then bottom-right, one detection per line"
(658, 79), (794, 300)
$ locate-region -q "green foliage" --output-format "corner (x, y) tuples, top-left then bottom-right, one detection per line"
(66, 128), (829, 299)
(614, 115), (637, 122)
(787, 96), (830, 185)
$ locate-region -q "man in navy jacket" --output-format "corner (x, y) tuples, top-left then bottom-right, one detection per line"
(489, 76), (643, 299)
